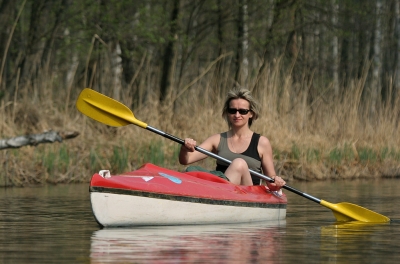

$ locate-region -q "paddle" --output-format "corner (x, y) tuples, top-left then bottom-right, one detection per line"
(76, 88), (390, 223)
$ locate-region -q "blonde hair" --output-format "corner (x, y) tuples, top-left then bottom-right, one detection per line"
(222, 88), (260, 127)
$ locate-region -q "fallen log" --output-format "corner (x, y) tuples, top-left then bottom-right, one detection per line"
(0, 130), (79, 150)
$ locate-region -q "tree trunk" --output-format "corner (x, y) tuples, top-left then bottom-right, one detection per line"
(160, 0), (180, 103)
(395, 0), (400, 97)
(340, 8), (350, 88)
(235, 0), (249, 87)
(20, 0), (46, 86)
(41, 0), (68, 73)
(66, 50), (79, 90)
(120, 9), (140, 87)
(111, 41), (123, 102)
(331, 0), (339, 97)
(317, 11), (326, 81)
(0, 0), (13, 72)
(0, 0), (22, 94)
(371, 0), (383, 118)
(254, 0), (281, 92)
(212, 0), (226, 96)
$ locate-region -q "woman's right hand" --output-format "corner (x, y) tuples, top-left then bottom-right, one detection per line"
(183, 138), (196, 152)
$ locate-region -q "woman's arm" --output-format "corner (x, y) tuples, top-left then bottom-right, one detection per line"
(179, 134), (220, 165)
(258, 136), (286, 190)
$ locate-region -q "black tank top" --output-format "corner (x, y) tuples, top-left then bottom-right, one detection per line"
(216, 132), (262, 185)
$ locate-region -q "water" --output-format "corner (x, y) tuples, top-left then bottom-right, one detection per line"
(0, 179), (399, 263)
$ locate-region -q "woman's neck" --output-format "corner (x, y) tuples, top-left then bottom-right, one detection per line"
(229, 127), (253, 139)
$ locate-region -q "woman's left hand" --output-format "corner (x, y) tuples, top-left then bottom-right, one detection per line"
(267, 176), (286, 191)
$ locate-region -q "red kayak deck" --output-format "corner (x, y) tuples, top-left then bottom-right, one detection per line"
(90, 163), (287, 206)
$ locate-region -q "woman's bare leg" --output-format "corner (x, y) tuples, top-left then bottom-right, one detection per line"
(224, 158), (253, 186)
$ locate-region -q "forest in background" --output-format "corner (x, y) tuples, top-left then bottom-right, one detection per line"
(0, 0), (400, 186)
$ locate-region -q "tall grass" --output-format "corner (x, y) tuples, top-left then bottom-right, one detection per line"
(0, 57), (399, 186)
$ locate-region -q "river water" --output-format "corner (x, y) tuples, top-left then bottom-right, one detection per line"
(0, 178), (399, 263)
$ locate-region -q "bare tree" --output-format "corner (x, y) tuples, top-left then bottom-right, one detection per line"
(236, 0), (249, 86)
(211, 0), (226, 95)
(111, 41), (123, 101)
(395, 0), (400, 96)
(331, 0), (339, 97)
(160, 0), (180, 103)
(0, 0), (26, 95)
(371, 0), (383, 118)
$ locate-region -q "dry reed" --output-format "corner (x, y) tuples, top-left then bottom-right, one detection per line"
(0, 58), (399, 187)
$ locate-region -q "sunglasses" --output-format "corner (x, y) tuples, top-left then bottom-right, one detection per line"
(227, 108), (251, 115)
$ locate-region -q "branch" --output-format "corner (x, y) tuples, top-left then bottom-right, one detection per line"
(0, 130), (79, 150)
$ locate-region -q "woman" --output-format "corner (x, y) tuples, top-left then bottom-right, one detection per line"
(179, 88), (285, 191)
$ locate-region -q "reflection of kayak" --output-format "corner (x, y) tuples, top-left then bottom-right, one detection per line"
(90, 163), (287, 227)
(90, 221), (286, 263)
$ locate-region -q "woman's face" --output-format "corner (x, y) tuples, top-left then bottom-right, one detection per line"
(227, 99), (253, 127)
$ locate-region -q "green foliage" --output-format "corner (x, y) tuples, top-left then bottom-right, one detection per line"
(273, 149), (281, 160)
(380, 147), (400, 161)
(391, 149), (400, 161)
(281, 144), (400, 166)
(380, 147), (390, 160)
(42, 149), (54, 173)
(58, 145), (70, 171)
(111, 146), (129, 172)
(291, 144), (301, 160)
(142, 141), (165, 166)
(288, 144), (321, 162)
(329, 147), (343, 165)
(89, 148), (98, 170)
(358, 147), (377, 163)
(172, 144), (182, 160)
(41, 145), (70, 175)
(343, 143), (355, 161)
(306, 148), (321, 163)
(328, 144), (355, 165)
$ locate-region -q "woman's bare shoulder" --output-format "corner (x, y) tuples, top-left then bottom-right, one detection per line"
(199, 133), (222, 149)
(258, 135), (273, 151)
(206, 133), (222, 144)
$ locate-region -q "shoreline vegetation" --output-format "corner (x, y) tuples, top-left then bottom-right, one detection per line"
(1, 68), (399, 187)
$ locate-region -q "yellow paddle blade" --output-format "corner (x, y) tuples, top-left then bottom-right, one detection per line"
(320, 200), (390, 223)
(76, 88), (147, 128)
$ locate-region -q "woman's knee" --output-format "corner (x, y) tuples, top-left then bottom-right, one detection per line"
(230, 158), (249, 172)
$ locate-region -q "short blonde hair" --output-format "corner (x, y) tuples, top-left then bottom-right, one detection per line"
(222, 88), (260, 128)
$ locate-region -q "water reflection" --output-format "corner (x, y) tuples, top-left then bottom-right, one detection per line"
(318, 221), (396, 263)
(0, 179), (399, 263)
(90, 221), (286, 263)
(0, 184), (97, 264)
(321, 221), (390, 237)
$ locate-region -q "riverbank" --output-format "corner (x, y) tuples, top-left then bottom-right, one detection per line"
(1, 90), (399, 187)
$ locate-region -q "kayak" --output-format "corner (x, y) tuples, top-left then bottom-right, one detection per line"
(90, 163), (287, 227)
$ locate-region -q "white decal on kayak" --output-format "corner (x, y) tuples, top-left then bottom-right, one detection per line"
(119, 175), (154, 182)
(159, 173), (182, 184)
(141, 176), (154, 182)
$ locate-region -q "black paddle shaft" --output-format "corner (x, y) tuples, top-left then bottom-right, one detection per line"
(146, 125), (322, 204)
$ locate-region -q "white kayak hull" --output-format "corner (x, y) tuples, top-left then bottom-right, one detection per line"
(91, 192), (286, 227)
